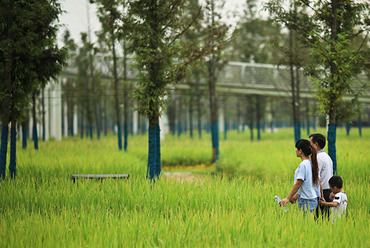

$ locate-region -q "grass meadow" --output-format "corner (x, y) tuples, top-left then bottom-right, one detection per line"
(0, 127), (369, 247)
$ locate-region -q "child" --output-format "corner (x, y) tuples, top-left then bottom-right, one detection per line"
(319, 175), (348, 223)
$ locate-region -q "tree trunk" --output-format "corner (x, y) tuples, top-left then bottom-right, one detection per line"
(123, 40), (129, 151)
(256, 96), (261, 141)
(289, 28), (301, 142)
(80, 107), (84, 139)
(22, 114), (28, 149)
(305, 98), (310, 136)
(9, 118), (16, 179)
(327, 0), (339, 175)
(0, 125), (9, 180)
(112, 31), (122, 150)
(88, 39), (100, 140)
(147, 113), (161, 181)
(197, 92), (202, 139)
(189, 92), (193, 139)
(103, 93), (108, 136)
(208, 0), (219, 163)
(223, 96), (227, 141)
(1, 0), (14, 179)
(358, 114), (362, 137)
(177, 97), (182, 137)
(32, 91), (38, 150)
(42, 88), (46, 140)
(237, 97), (241, 133)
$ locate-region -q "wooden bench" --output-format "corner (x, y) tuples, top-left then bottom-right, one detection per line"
(71, 174), (130, 183)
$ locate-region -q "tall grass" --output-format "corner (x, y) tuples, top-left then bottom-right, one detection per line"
(0, 127), (369, 247)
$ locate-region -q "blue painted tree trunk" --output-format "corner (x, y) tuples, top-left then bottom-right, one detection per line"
(80, 123), (84, 139)
(147, 125), (161, 181)
(345, 122), (351, 136)
(358, 121), (362, 137)
(211, 122), (219, 161)
(155, 125), (161, 178)
(198, 123), (202, 139)
(89, 126), (93, 140)
(118, 125), (122, 150)
(294, 122), (301, 143)
(0, 125), (9, 180)
(22, 124), (27, 149)
(327, 124), (337, 175)
(43, 126), (46, 141)
(33, 125), (38, 150)
(190, 126), (193, 139)
(250, 122), (254, 141)
(257, 122), (261, 141)
(177, 123), (182, 137)
(171, 124), (175, 136)
(124, 124), (128, 151)
(224, 123), (228, 141)
(9, 123), (16, 179)
(206, 124), (210, 134)
(242, 124), (245, 132)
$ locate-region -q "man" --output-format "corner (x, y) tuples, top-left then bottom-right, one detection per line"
(309, 133), (333, 218)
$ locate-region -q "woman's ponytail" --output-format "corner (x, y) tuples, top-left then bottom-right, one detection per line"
(311, 146), (319, 186)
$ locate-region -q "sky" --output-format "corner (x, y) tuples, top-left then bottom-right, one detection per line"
(58, 0), (269, 46)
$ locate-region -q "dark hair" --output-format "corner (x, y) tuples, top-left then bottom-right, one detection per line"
(329, 176), (343, 189)
(295, 139), (319, 186)
(309, 133), (326, 149)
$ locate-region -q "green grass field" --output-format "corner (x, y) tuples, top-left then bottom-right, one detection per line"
(0, 128), (369, 247)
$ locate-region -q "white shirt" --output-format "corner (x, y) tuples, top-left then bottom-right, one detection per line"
(317, 150), (333, 190)
(332, 192), (348, 223)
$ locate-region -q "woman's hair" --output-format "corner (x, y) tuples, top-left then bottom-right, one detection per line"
(295, 139), (319, 186)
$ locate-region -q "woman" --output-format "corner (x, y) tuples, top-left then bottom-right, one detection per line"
(280, 139), (319, 213)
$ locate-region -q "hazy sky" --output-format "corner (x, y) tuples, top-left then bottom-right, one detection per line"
(58, 0), (268, 45)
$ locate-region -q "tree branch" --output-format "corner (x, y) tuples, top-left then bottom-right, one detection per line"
(167, 6), (202, 47)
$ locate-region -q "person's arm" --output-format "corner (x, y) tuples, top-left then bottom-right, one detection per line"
(290, 193), (299, 204)
(329, 192), (335, 201)
(319, 197), (338, 207)
(280, 180), (303, 207)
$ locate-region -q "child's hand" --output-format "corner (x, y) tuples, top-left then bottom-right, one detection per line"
(329, 192), (335, 201)
(319, 197), (326, 206)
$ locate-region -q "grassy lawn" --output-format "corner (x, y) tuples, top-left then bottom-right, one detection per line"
(0, 127), (369, 247)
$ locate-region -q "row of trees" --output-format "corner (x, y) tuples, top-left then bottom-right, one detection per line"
(0, 0), (67, 179)
(265, 0), (370, 173)
(1, 0), (368, 180)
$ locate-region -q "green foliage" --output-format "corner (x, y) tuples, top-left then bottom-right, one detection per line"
(0, 0), (67, 121)
(123, 0), (213, 122)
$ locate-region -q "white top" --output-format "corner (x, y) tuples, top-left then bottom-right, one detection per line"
(317, 150), (333, 190)
(294, 159), (317, 199)
(332, 192), (348, 223)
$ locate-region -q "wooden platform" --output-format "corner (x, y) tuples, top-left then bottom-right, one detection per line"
(71, 174), (130, 183)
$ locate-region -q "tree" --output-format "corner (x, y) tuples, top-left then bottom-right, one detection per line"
(0, 0), (66, 179)
(93, 0), (125, 150)
(75, 33), (94, 139)
(266, 0), (370, 174)
(204, 0), (229, 163)
(124, 0), (213, 180)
